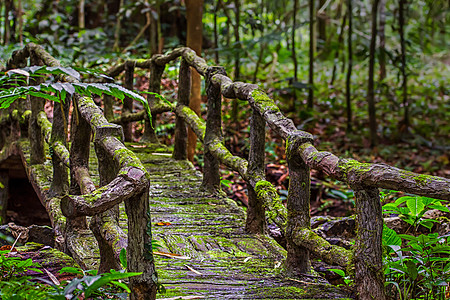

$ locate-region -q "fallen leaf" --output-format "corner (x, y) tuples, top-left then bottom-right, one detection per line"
(129, 144), (147, 148)
(43, 268), (60, 285)
(243, 257), (252, 263)
(155, 222), (172, 226)
(185, 264), (203, 275)
(153, 251), (190, 260)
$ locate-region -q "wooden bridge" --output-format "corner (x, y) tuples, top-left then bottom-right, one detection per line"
(0, 44), (449, 300)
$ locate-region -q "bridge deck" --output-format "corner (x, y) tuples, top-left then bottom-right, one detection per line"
(4, 141), (349, 299)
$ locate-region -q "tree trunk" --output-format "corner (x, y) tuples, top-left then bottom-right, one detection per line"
(213, 0), (222, 64)
(399, 0), (409, 135)
(346, 0), (352, 132)
(113, 0), (124, 52)
(291, 0), (299, 111)
(17, 0), (23, 45)
(308, 0), (314, 109)
(231, 0), (241, 125)
(186, 0), (204, 162)
(368, 0), (380, 147)
(3, 0), (11, 45)
(330, 11), (346, 86)
(318, 0), (327, 50)
(378, 0), (386, 81)
(79, 0), (85, 29)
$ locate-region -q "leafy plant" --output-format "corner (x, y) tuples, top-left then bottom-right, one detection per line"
(382, 194), (450, 300)
(0, 66), (152, 123)
(328, 268), (354, 287)
(382, 195), (449, 232)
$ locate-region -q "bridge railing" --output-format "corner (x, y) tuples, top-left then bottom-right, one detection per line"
(104, 47), (450, 300)
(4, 43), (157, 299)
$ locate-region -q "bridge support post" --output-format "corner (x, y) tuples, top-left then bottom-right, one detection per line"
(173, 59), (191, 160)
(142, 59), (165, 143)
(49, 95), (70, 196)
(246, 110), (266, 233)
(285, 132), (314, 275)
(202, 66), (226, 193)
(122, 61), (135, 142)
(29, 52), (45, 165)
(353, 186), (386, 300)
(92, 124), (127, 273)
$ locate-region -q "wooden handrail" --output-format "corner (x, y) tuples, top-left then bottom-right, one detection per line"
(4, 43), (158, 298)
(110, 47), (448, 300)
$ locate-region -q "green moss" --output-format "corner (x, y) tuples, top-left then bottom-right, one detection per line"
(250, 89), (281, 115)
(338, 159), (372, 181)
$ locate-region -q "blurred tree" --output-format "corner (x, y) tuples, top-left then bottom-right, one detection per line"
(368, 0), (380, 147)
(186, 0), (204, 162)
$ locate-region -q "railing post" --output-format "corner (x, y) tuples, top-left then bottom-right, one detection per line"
(29, 52), (45, 164)
(103, 78), (115, 121)
(352, 186), (386, 300)
(202, 66), (226, 193)
(285, 131), (314, 275)
(125, 185), (158, 299)
(122, 61), (135, 142)
(49, 95), (70, 197)
(66, 96), (91, 262)
(142, 59), (164, 143)
(173, 58), (191, 160)
(91, 124), (127, 273)
(246, 110), (266, 233)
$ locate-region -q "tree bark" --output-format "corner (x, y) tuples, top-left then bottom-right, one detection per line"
(346, 0), (352, 132)
(399, 0), (409, 135)
(368, 0), (380, 147)
(308, 0), (314, 109)
(353, 187), (386, 300)
(378, 0), (386, 81)
(291, 0), (299, 111)
(186, 0), (204, 162)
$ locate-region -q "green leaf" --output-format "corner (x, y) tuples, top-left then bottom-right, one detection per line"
(110, 280), (131, 293)
(382, 224), (401, 252)
(406, 196), (425, 217)
(59, 267), (84, 275)
(405, 260), (418, 280)
(328, 268), (345, 277)
(84, 272), (142, 297)
(119, 248), (127, 269)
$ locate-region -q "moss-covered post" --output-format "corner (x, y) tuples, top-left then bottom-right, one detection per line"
(67, 97), (90, 214)
(246, 109), (266, 233)
(103, 78), (115, 121)
(353, 186), (386, 300)
(0, 170), (8, 224)
(29, 52), (45, 164)
(49, 95), (70, 197)
(173, 58), (191, 160)
(285, 131), (314, 275)
(202, 66), (226, 193)
(122, 61), (135, 142)
(91, 124), (126, 272)
(142, 59), (165, 143)
(125, 185), (158, 300)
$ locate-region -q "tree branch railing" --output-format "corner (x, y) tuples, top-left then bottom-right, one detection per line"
(4, 43), (157, 299)
(107, 47), (449, 300)
(2, 44), (450, 300)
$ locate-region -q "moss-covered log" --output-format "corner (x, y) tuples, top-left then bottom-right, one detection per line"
(36, 111), (70, 168)
(292, 229), (351, 267)
(298, 143), (450, 200)
(61, 167), (147, 218)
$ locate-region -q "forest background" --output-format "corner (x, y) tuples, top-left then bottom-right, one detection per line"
(0, 0), (448, 215)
